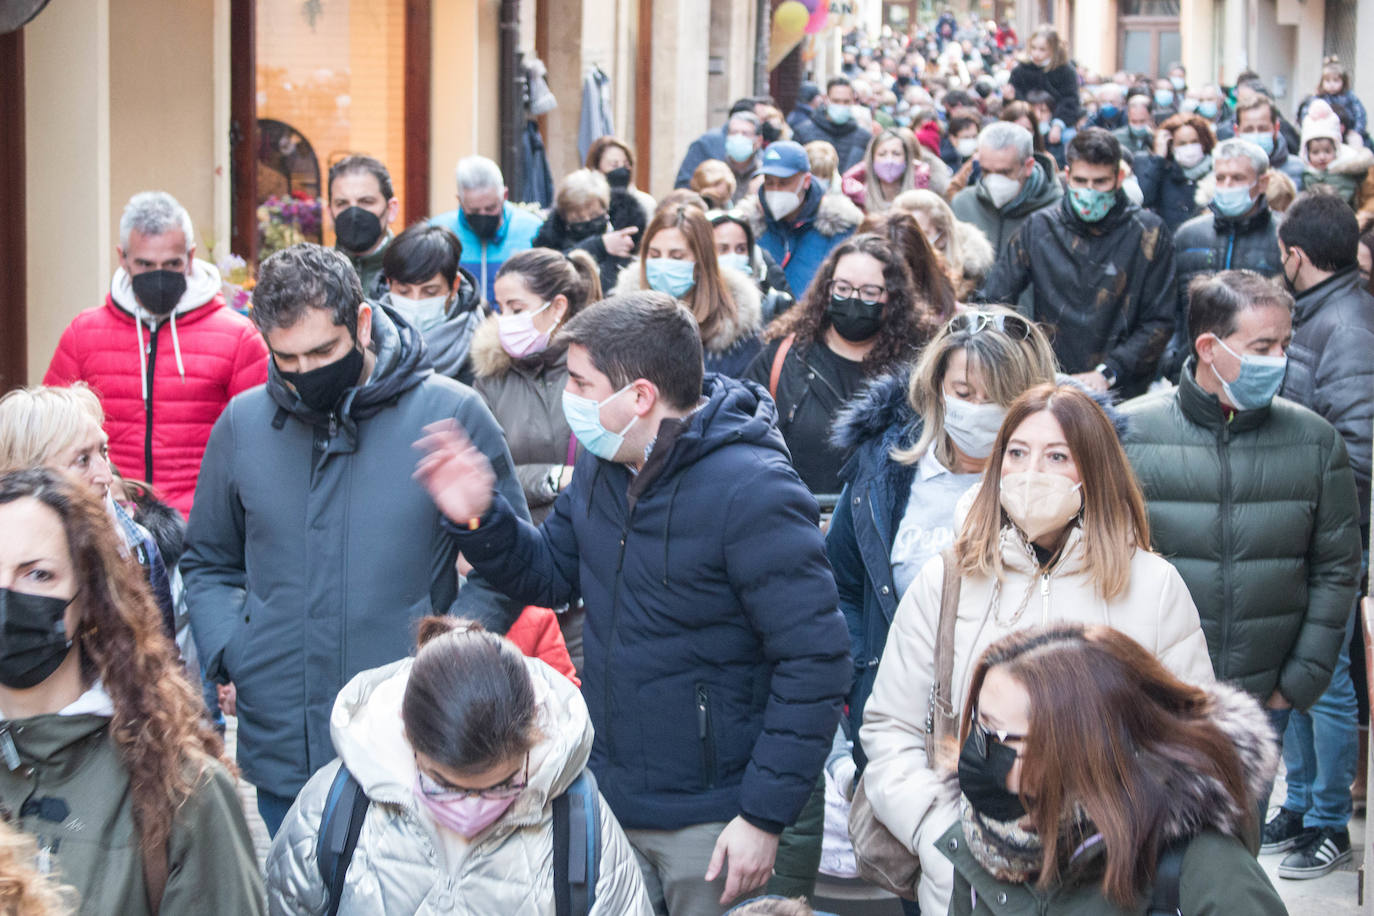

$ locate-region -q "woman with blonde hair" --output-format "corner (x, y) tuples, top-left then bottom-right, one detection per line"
(859, 383), (1214, 916)
(0, 821), (74, 915)
(0, 468), (264, 915)
(531, 168), (642, 291)
(690, 159), (738, 210)
(892, 189), (995, 299)
(841, 130), (929, 213)
(613, 203), (764, 376)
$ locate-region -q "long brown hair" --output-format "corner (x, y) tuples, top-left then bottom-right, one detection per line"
(961, 624), (1249, 906)
(639, 204), (738, 350)
(764, 233), (938, 373)
(954, 384), (1149, 599)
(0, 469), (226, 856)
(858, 210), (958, 320)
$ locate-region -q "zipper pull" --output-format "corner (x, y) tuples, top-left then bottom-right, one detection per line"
(696, 688), (708, 740)
(0, 725), (19, 771)
(1040, 575), (1051, 625)
(328, 413), (338, 438)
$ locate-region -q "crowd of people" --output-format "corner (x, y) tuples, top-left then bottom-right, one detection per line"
(0, 8), (1372, 916)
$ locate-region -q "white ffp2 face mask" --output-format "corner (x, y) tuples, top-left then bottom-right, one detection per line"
(943, 395), (1006, 459)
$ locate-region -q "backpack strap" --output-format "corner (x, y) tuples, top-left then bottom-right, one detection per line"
(554, 769), (602, 916)
(925, 547), (963, 759)
(318, 765), (369, 916)
(768, 333), (797, 401)
(1147, 837), (1188, 916)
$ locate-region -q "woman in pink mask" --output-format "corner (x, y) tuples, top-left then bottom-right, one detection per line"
(266, 616), (652, 915)
(842, 130), (932, 213)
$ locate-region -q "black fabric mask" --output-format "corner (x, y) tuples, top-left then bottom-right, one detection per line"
(466, 212), (502, 241)
(130, 270), (188, 316)
(334, 206), (385, 253)
(958, 728), (1027, 822)
(566, 215), (609, 241)
(279, 346), (365, 415)
(761, 121), (783, 144)
(0, 588), (75, 690)
(605, 167), (633, 190)
(826, 294), (884, 342)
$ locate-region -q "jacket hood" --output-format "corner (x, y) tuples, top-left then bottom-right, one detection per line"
(610, 265), (763, 354)
(329, 654), (594, 819)
(111, 258), (229, 402)
(374, 266), (486, 381)
(1317, 142), (1374, 175)
(973, 152), (1063, 217)
(1058, 188), (1136, 236)
(266, 303), (433, 425)
(955, 220), (995, 281)
(468, 313), (568, 380)
(830, 367), (918, 453)
(639, 375), (788, 488)
(743, 183), (863, 240)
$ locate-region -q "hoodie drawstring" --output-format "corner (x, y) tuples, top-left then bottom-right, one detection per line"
(135, 316), (149, 404)
(167, 310), (187, 381)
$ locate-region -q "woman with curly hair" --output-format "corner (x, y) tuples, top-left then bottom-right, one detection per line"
(0, 821), (73, 915)
(0, 468), (264, 915)
(744, 233), (939, 495)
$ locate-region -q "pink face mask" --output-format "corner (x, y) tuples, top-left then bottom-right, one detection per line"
(413, 772), (520, 838)
(497, 300), (553, 358)
(874, 158), (906, 184)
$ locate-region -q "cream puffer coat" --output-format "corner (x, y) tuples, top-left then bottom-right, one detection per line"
(266, 656), (653, 915)
(859, 525), (1215, 916)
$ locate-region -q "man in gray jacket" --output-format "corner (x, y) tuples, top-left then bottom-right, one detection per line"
(950, 121), (1063, 257)
(183, 244), (528, 837)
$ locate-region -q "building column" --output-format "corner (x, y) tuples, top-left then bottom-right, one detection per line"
(645, 0), (711, 196)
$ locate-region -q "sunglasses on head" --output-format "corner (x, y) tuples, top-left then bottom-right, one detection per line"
(946, 311), (1033, 341)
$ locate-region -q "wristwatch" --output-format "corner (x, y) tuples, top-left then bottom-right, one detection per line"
(1093, 363), (1118, 387)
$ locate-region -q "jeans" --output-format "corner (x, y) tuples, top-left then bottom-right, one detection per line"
(256, 788), (298, 838)
(1282, 611), (1360, 830)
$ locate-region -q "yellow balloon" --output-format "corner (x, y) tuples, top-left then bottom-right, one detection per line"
(770, 0), (809, 69)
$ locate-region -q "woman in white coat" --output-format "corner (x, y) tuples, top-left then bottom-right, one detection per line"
(266, 617), (652, 915)
(859, 382), (1214, 916)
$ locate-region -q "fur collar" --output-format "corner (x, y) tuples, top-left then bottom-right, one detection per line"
(736, 191), (864, 241)
(611, 265), (763, 354)
(956, 221), (995, 282)
(469, 314), (567, 379)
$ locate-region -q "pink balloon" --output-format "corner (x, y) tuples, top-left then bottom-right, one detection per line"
(804, 5), (828, 34)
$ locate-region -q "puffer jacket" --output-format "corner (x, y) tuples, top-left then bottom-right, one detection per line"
(791, 109), (872, 171)
(611, 265), (764, 378)
(1122, 363), (1362, 709)
(950, 152), (1064, 257)
(470, 318), (575, 525)
(44, 260), (269, 517)
(0, 685), (265, 915)
(452, 374), (851, 834)
(430, 202), (546, 303)
(1133, 152), (1207, 232)
(860, 528), (1214, 916)
(266, 656), (651, 915)
(183, 306), (529, 799)
(980, 191), (1176, 398)
(941, 683), (1285, 915)
(742, 181), (863, 298)
(374, 266), (486, 386)
(1282, 265), (1374, 535)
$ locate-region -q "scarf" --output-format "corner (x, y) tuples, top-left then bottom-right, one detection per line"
(959, 795), (1043, 883)
(1181, 155), (1213, 183)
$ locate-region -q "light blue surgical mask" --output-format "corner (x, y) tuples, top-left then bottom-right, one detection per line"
(645, 258), (697, 299)
(1243, 132), (1276, 156)
(561, 383), (638, 461)
(828, 103), (853, 125)
(1209, 335), (1287, 410)
(725, 133), (756, 164)
(1197, 101), (1219, 120)
(1154, 89), (1175, 109)
(1212, 184), (1256, 218)
(1068, 186), (1116, 223)
(718, 252), (753, 276)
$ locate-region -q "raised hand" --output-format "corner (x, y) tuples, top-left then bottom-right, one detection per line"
(413, 421), (496, 527)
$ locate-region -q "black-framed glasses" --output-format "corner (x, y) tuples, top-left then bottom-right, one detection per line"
(829, 279), (887, 305)
(946, 311), (1034, 341)
(970, 710), (1027, 759)
(416, 751), (530, 800)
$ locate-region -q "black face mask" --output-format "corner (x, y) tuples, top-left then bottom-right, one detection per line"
(957, 727), (1027, 822)
(566, 214), (609, 241)
(0, 588), (75, 690)
(605, 167), (633, 190)
(279, 345), (365, 415)
(761, 121), (783, 144)
(130, 269), (188, 316)
(334, 206), (385, 253)
(465, 211), (503, 241)
(826, 295), (884, 342)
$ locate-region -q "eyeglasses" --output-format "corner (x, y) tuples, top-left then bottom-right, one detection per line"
(970, 710), (1027, 759)
(829, 279), (887, 305)
(946, 311), (1034, 341)
(416, 751), (530, 800)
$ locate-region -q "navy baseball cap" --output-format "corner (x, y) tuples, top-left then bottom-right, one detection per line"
(759, 141), (810, 178)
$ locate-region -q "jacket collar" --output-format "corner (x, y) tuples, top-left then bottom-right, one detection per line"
(1210, 195), (1272, 232)
(1059, 189), (1133, 236)
(1176, 357), (1271, 433)
(1294, 265), (1362, 324)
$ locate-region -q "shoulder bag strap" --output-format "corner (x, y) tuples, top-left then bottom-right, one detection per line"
(318, 766), (369, 916)
(1147, 837), (1188, 915)
(768, 333), (797, 401)
(925, 547), (963, 759)
(141, 834), (169, 915)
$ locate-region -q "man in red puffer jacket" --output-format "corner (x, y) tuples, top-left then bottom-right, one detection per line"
(45, 191), (268, 518)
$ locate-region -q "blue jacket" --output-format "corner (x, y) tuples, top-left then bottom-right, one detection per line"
(430, 202), (544, 305)
(1133, 151), (1204, 233)
(674, 125), (760, 189)
(454, 374), (852, 833)
(754, 182), (862, 299)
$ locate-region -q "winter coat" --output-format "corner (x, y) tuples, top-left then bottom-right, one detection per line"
(673, 124), (761, 189)
(0, 685), (265, 916)
(1112, 125), (1156, 156)
(470, 318), (576, 526)
(1300, 142), (1374, 205)
(1133, 152), (1206, 232)
(506, 605), (580, 685)
(611, 265), (764, 378)
(950, 152), (1064, 256)
(182, 306), (530, 799)
(980, 192), (1176, 398)
(1158, 198), (1281, 380)
(791, 110), (873, 172)
(1009, 61), (1080, 126)
(1299, 90), (1369, 136)
(452, 375), (852, 833)
(373, 265), (487, 387)
(941, 683), (1285, 915)
(1122, 363), (1363, 709)
(744, 181), (863, 299)
(44, 261), (269, 517)
(1282, 266), (1374, 534)
(430, 202), (545, 304)
(861, 528), (1214, 916)
(340, 235), (391, 301)
(1265, 131), (1308, 183)
(266, 657), (651, 915)
(532, 196), (644, 293)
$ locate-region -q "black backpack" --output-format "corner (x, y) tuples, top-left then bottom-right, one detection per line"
(1146, 838), (1188, 916)
(316, 764), (602, 916)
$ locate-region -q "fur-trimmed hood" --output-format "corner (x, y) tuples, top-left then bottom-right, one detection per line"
(610, 263), (763, 355)
(467, 313), (570, 380)
(736, 188), (864, 241)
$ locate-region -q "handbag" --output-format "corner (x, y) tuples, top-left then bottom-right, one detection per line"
(848, 547), (962, 901)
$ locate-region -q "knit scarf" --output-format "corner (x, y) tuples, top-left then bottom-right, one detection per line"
(1181, 155), (1213, 182)
(959, 795), (1043, 883)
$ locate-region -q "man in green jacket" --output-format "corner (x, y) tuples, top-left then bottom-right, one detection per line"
(1121, 269), (1363, 876)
